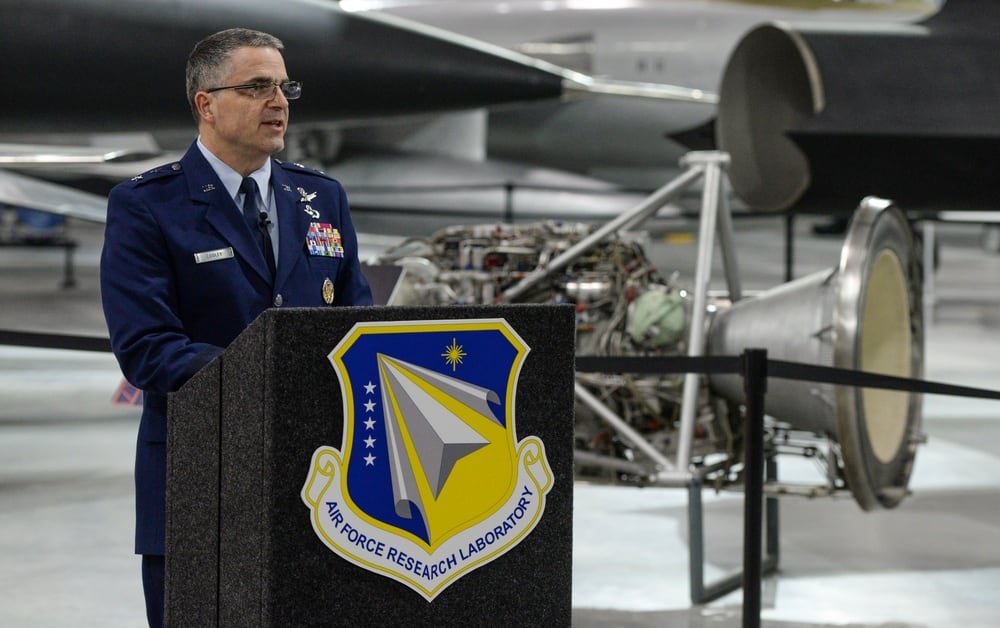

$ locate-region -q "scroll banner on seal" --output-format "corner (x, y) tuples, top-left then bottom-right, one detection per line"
(302, 439), (552, 600)
(300, 318), (554, 601)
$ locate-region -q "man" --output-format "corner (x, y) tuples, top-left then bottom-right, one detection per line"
(100, 28), (373, 626)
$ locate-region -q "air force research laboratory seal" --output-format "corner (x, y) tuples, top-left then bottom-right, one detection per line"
(301, 319), (553, 601)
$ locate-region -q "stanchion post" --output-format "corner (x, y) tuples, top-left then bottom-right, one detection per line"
(784, 213), (794, 283)
(741, 348), (767, 628)
(504, 181), (514, 223)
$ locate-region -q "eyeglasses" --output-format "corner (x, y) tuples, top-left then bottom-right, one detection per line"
(205, 80), (302, 100)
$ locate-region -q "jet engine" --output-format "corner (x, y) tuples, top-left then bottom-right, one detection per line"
(367, 199), (924, 510)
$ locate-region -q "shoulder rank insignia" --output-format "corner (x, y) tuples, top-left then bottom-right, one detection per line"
(126, 162), (181, 186)
(276, 158), (333, 180)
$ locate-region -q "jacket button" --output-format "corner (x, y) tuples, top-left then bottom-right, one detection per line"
(274, 294), (284, 307)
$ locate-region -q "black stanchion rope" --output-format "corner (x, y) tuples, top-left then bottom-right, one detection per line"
(575, 354), (1000, 401)
(0, 330), (111, 353)
(2, 333), (998, 402)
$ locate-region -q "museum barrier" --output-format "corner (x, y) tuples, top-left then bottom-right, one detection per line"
(576, 351), (1000, 627)
(3, 319), (1000, 628)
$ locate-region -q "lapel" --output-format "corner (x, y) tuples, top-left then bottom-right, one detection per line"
(182, 144), (272, 284)
(271, 163), (313, 290)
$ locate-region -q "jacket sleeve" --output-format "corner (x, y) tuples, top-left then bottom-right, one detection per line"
(100, 183), (223, 396)
(333, 183), (374, 307)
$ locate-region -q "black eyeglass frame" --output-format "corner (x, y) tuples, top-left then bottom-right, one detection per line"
(204, 80), (302, 100)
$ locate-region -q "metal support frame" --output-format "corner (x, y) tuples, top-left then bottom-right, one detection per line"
(674, 151), (733, 474)
(687, 458), (779, 606)
(501, 163), (704, 303)
(922, 219), (936, 323)
(506, 150), (781, 608)
(673, 154), (781, 606)
(784, 213), (795, 283)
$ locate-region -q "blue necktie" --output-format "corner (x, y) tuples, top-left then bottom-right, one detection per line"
(240, 177), (276, 277)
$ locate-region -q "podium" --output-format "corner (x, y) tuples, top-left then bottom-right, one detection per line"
(166, 304), (575, 626)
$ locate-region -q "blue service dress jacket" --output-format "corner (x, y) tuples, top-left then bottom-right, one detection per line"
(101, 142), (373, 555)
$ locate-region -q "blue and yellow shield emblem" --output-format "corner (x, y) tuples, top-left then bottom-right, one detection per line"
(302, 319), (553, 600)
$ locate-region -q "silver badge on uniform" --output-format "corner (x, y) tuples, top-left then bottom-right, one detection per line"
(194, 247), (234, 264)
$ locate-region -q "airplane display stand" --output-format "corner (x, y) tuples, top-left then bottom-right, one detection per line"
(165, 304), (575, 627)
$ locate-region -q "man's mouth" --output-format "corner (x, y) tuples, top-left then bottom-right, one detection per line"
(263, 120), (285, 129)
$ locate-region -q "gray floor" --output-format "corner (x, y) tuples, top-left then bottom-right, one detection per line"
(1, 212), (999, 627)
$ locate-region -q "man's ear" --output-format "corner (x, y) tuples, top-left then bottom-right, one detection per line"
(194, 92), (214, 124)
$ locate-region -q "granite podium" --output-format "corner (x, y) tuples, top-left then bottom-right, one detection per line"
(165, 304), (575, 626)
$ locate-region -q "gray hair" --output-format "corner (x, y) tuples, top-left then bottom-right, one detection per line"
(186, 28), (285, 123)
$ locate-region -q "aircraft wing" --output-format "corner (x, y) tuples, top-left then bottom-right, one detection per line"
(0, 169), (107, 223)
(0, 143), (158, 166)
(0, 0), (719, 224)
(0, 0), (709, 136)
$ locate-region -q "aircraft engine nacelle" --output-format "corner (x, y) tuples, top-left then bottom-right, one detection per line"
(716, 0), (1000, 213)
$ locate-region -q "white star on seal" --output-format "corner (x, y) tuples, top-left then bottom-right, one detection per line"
(364, 381), (376, 394)
(364, 453), (376, 466)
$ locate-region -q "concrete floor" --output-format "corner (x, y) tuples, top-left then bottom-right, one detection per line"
(1, 213), (999, 627)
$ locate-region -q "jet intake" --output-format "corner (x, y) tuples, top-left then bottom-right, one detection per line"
(716, 0), (1000, 212)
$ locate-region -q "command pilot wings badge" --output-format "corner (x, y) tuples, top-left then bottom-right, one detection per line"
(302, 319), (552, 601)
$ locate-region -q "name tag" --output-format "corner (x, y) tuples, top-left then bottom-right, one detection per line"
(194, 247), (234, 264)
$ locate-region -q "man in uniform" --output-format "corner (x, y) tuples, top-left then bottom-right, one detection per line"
(100, 28), (373, 626)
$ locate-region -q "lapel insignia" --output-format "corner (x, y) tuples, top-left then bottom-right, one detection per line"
(130, 174), (143, 182)
(282, 184), (292, 192)
(201, 183), (216, 193)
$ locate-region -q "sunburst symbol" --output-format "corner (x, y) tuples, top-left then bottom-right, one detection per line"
(441, 337), (467, 372)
